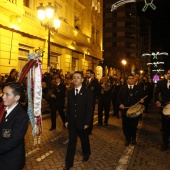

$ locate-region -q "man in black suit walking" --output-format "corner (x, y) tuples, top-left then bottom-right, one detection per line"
(83, 69), (100, 134)
(0, 82), (29, 170)
(63, 71), (94, 170)
(154, 69), (170, 151)
(118, 74), (144, 146)
(49, 75), (66, 130)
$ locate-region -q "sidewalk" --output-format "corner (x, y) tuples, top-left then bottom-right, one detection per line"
(24, 101), (170, 170)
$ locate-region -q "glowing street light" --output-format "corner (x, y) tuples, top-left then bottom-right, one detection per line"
(122, 59), (127, 77)
(122, 59), (126, 69)
(37, 2), (60, 72)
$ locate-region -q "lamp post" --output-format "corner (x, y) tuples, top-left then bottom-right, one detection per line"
(122, 59), (127, 77)
(37, 2), (60, 72)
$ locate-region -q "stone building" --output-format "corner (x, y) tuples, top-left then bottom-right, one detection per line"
(0, 0), (103, 75)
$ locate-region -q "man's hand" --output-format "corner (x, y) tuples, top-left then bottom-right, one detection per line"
(84, 125), (89, 129)
(51, 94), (56, 98)
(156, 101), (161, 107)
(119, 104), (124, 109)
(140, 99), (144, 103)
(65, 122), (68, 128)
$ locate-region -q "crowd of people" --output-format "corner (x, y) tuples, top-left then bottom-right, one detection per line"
(1, 67), (170, 170)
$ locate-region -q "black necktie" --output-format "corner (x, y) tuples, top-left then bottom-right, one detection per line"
(130, 86), (132, 89)
(86, 79), (89, 85)
(75, 89), (78, 97)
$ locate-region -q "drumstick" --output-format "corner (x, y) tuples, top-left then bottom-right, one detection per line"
(124, 95), (148, 109)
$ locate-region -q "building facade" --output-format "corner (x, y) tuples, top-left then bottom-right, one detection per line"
(0, 0), (103, 75)
(103, 0), (151, 75)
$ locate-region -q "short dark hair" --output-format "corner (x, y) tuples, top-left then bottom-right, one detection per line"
(9, 69), (17, 75)
(74, 71), (83, 77)
(127, 74), (134, 79)
(54, 75), (61, 80)
(3, 82), (25, 101)
(91, 71), (95, 75)
(86, 69), (93, 73)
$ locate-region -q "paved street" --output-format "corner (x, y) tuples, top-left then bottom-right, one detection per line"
(23, 102), (170, 170)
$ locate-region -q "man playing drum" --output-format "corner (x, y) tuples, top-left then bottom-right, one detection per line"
(154, 69), (170, 151)
(118, 74), (145, 146)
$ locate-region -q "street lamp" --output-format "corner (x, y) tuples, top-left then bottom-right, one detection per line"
(122, 59), (127, 68)
(37, 2), (60, 72)
(122, 59), (127, 76)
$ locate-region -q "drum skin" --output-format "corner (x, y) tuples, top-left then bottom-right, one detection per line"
(126, 104), (145, 118)
(163, 104), (170, 116)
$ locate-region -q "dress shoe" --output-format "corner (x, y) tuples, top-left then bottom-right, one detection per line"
(49, 128), (55, 131)
(82, 156), (89, 162)
(63, 164), (73, 170)
(125, 140), (130, 147)
(131, 138), (136, 145)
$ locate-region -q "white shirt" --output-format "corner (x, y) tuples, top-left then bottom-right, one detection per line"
(5, 103), (19, 118)
(167, 80), (170, 88)
(75, 86), (82, 95)
(128, 85), (134, 89)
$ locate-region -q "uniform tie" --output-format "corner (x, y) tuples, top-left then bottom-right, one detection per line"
(130, 86), (132, 89)
(86, 79), (89, 85)
(75, 89), (78, 97)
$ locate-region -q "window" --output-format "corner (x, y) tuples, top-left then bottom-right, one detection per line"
(23, 0), (30, 8)
(50, 52), (60, 69)
(72, 58), (78, 72)
(18, 45), (33, 71)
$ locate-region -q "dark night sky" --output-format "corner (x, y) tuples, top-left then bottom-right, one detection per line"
(137, 0), (170, 70)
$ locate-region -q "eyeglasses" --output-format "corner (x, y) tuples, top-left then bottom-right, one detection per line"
(73, 77), (82, 80)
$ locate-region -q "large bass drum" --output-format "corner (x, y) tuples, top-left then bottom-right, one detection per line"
(126, 104), (145, 118)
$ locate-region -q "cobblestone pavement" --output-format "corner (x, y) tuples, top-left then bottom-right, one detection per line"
(23, 102), (170, 170)
(127, 103), (170, 170)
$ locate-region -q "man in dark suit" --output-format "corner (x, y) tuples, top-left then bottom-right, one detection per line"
(83, 70), (100, 134)
(0, 82), (29, 170)
(118, 74), (144, 146)
(154, 69), (170, 151)
(49, 75), (66, 131)
(64, 71), (94, 170)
